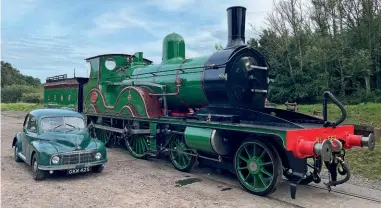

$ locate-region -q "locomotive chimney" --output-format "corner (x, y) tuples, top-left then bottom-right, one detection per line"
(226, 6), (246, 48)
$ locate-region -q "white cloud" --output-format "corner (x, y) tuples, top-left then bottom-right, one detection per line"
(89, 7), (169, 38)
(3, 0), (276, 82)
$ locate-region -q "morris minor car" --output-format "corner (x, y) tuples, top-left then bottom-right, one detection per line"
(12, 109), (108, 180)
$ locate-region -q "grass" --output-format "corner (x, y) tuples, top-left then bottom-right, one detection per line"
(1, 102), (380, 180)
(0, 103), (44, 112)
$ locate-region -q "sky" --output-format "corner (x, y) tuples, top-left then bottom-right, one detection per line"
(1, 0), (275, 83)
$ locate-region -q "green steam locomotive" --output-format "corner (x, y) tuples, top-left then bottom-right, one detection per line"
(43, 6), (378, 199)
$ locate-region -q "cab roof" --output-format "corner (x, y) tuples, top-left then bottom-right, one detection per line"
(29, 109), (83, 119)
(84, 53), (153, 64)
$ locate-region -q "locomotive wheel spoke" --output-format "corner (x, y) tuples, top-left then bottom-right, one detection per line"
(234, 139), (282, 196)
(169, 134), (196, 172)
(125, 134), (149, 159)
(94, 121), (112, 145)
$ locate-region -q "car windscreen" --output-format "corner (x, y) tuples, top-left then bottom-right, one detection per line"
(40, 116), (85, 133)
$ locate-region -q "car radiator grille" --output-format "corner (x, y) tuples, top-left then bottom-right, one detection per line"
(60, 151), (96, 165)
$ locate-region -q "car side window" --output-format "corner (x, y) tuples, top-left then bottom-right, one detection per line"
(26, 115), (37, 133)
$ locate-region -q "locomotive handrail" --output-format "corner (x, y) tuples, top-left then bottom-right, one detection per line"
(322, 91), (347, 127)
(124, 46), (255, 79)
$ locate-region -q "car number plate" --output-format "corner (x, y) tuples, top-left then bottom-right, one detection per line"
(67, 167), (90, 175)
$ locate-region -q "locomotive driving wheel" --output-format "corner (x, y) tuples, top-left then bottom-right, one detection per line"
(124, 121), (149, 159)
(234, 139), (283, 196)
(168, 134), (196, 172)
(93, 119), (113, 147)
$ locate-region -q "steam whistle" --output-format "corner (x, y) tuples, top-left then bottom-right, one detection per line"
(345, 133), (376, 151)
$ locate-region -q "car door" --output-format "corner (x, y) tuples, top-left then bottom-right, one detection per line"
(24, 115), (38, 164)
(20, 114), (30, 158)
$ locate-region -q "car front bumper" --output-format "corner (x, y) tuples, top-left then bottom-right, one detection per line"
(38, 159), (107, 171)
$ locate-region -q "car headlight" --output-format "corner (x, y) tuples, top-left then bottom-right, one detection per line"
(52, 156), (60, 164)
(95, 152), (102, 160)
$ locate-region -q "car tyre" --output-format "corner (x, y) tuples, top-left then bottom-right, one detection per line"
(32, 154), (46, 181)
(92, 164), (104, 173)
(14, 144), (23, 163)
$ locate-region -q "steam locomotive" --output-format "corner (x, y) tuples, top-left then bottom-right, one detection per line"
(43, 6), (378, 199)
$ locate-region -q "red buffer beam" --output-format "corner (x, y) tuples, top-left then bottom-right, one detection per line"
(286, 125), (376, 160)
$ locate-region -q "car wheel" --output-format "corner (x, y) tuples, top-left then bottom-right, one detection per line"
(14, 144), (23, 163)
(92, 164), (104, 173)
(31, 154), (46, 181)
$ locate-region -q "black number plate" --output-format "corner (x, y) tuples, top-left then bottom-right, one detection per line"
(67, 167), (90, 174)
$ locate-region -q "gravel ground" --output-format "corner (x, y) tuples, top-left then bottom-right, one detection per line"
(1, 111), (380, 208)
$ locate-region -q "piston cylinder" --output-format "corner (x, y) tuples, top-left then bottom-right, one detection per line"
(184, 127), (230, 155)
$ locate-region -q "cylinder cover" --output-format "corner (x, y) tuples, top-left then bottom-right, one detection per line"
(184, 127), (230, 155)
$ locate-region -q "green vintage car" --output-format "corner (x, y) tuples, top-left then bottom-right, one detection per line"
(12, 109), (108, 180)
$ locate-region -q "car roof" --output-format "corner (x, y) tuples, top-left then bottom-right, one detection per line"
(29, 109), (83, 120)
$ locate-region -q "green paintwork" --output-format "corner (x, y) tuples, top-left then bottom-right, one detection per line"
(44, 86), (78, 111)
(162, 33), (185, 63)
(125, 134), (149, 159)
(12, 109), (107, 172)
(184, 127), (215, 153)
(83, 51), (209, 115)
(235, 140), (274, 193)
(169, 134), (196, 171)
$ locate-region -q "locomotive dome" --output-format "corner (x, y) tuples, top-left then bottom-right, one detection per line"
(162, 32), (185, 63)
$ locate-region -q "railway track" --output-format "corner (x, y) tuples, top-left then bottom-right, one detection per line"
(113, 148), (381, 207)
(307, 183), (381, 204)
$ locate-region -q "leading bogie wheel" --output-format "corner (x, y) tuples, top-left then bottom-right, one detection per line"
(169, 134), (196, 172)
(124, 134), (149, 159)
(234, 138), (283, 196)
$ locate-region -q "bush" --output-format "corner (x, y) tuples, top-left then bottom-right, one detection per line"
(1, 85), (35, 103)
(20, 92), (43, 103)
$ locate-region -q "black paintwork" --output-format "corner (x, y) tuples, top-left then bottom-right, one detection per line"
(285, 151), (308, 199)
(75, 77), (89, 113)
(196, 106), (305, 129)
(202, 46), (269, 110)
(225, 6), (246, 48)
